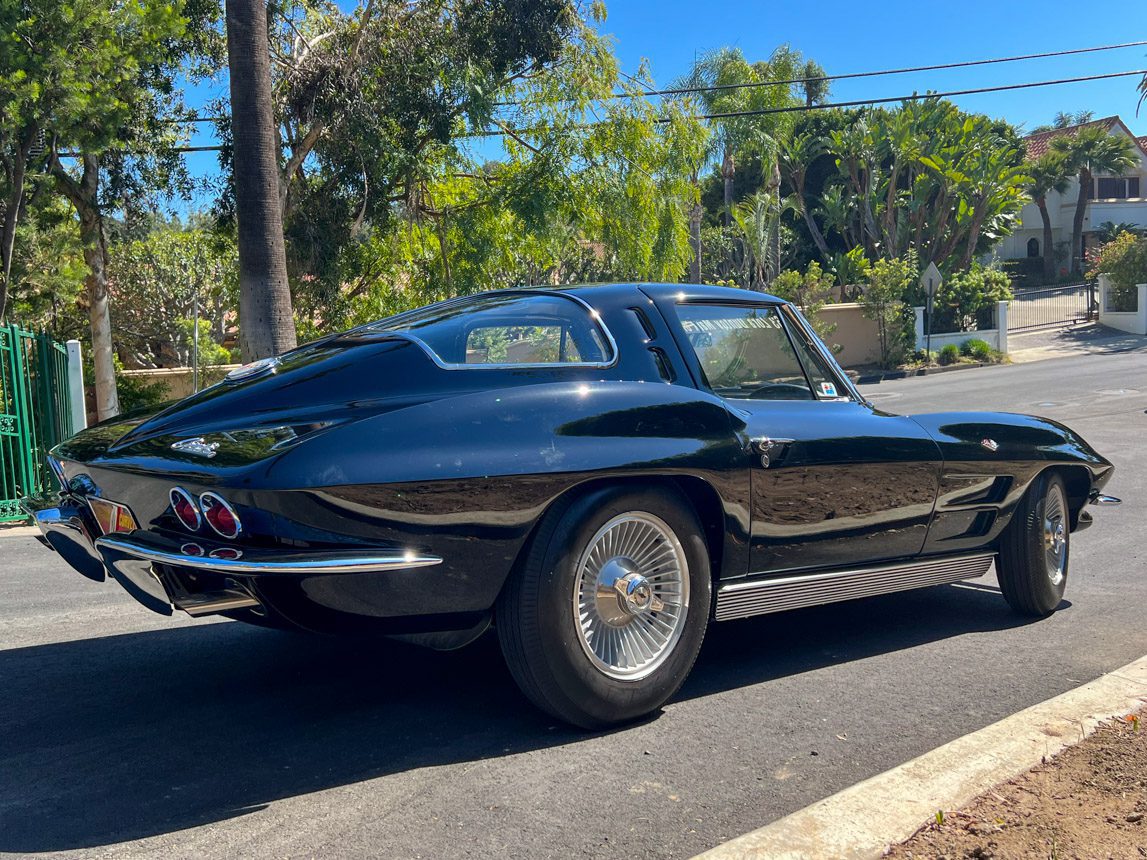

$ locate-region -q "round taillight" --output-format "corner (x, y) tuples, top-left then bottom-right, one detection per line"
(200, 492), (241, 539)
(170, 488), (201, 531)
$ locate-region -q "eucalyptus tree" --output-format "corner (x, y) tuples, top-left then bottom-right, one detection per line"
(1050, 126), (1139, 274)
(213, 0), (578, 328)
(1025, 152), (1071, 280)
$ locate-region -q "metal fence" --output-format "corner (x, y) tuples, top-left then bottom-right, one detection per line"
(1008, 282), (1097, 332)
(0, 325), (75, 522)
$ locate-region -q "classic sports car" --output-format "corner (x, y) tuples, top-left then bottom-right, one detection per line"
(25, 283), (1121, 728)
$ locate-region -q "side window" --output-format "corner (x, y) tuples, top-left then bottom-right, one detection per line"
(465, 325), (583, 364)
(676, 304), (814, 400)
(780, 306), (849, 400)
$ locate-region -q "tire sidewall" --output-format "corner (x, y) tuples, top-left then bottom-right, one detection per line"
(531, 485), (711, 726)
(1028, 474), (1069, 607)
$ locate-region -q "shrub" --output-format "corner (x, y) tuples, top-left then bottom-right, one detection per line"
(929, 264), (1012, 333)
(1088, 231), (1147, 312)
(771, 261), (838, 346)
(937, 344), (960, 365)
(960, 338), (993, 361)
(859, 252), (918, 369)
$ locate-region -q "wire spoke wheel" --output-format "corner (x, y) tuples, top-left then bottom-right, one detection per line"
(1043, 483), (1068, 586)
(574, 512), (690, 681)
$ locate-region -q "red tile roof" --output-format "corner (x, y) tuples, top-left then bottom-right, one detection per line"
(1023, 115), (1147, 161)
(1023, 116), (1119, 160)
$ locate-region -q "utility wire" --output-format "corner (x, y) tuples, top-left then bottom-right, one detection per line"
(59, 67), (1147, 156)
(494, 39), (1147, 104)
(474, 68), (1147, 136)
(171, 39), (1147, 119)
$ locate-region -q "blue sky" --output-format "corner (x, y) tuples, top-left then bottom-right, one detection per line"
(178, 0), (1147, 209)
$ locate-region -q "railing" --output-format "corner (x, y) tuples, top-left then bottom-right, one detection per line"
(1008, 282), (1096, 332)
(0, 325), (75, 522)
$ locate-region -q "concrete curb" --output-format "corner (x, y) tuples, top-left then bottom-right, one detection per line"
(693, 654), (1147, 860)
(855, 361), (1000, 385)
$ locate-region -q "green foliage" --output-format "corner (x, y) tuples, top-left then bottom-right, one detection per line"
(5, 200), (88, 338)
(960, 338), (994, 361)
(937, 343), (960, 365)
(106, 223), (239, 368)
(800, 100), (1028, 274)
(928, 264), (1012, 333)
(771, 261), (837, 344)
(1089, 231), (1147, 312)
(113, 358), (169, 413)
(828, 246), (870, 292)
(859, 253), (918, 368)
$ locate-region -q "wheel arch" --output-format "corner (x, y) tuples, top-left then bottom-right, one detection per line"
(1047, 463), (1092, 531)
(502, 473), (729, 603)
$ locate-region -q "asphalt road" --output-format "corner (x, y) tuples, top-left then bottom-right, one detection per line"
(2, 351), (1146, 860)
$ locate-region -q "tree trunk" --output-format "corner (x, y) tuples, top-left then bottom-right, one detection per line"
(78, 206), (119, 420)
(226, 0), (297, 361)
(50, 154), (119, 420)
(0, 156), (27, 322)
(1070, 169), (1089, 276)
(1037, 196), (1056, 281)
(721, 150), (735, 227)
(688, 199), (702, 283)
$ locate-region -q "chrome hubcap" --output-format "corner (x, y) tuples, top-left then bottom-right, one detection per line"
(574, 512), (689, 681)
(1043, 485), (1068, 586)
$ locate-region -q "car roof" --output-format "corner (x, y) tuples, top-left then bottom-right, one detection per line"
(556, 282), (786, 306)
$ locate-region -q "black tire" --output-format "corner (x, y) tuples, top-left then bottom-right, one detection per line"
(496, 485), (711, 729)
(997, 472), (1070, 617)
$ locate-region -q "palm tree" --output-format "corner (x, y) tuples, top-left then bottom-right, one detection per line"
(1096, 221), (1142, 244)
(225, 0), (297, 360)
(1025, 153), (1071, 281)
(1050, 127), (1139, 275)
(1031, 110), (1095, 134)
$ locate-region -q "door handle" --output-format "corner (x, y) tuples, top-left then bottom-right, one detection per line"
(751, 437), (795, 468)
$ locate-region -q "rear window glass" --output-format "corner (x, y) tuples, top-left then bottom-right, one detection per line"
(369, 293), (613, 367)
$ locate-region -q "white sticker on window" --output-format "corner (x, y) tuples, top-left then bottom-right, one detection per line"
(819, 382), (838, 398)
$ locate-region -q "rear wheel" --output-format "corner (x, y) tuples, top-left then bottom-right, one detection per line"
(496, 486), (711, 729)
(997, 472), (1070, 617)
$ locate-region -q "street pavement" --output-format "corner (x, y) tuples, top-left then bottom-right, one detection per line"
(1, 352), (1145, 860)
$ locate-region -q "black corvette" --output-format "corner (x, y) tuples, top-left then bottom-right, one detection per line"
(25, 283), (1120, 728)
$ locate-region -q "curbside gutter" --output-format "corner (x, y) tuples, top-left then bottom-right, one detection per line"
(693, 654), (1147, 860)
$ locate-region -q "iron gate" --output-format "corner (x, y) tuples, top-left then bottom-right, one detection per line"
(1008, 282), (1096, 332)
(0, 325), (75, 522)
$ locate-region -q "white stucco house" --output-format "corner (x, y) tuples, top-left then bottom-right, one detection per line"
(996, 116), (1147, 276)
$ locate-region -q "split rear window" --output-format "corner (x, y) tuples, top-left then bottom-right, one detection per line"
(369, 293), (614, 368)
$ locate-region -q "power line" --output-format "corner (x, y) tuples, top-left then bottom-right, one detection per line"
(476, 68), (1147, 136)
(58, 67), (1147, 155)
(495, 39), (1147, 105)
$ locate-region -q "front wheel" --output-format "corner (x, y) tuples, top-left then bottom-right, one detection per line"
(496, 486), (711, 729)
(997, 472), (1070, 617)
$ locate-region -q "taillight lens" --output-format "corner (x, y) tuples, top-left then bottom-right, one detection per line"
(200, 492), (241, 539)
(170, 488), (201, 531)
(87, 497), (139, 535)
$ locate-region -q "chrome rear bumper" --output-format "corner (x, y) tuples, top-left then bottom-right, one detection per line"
(24, 498), (442, 618)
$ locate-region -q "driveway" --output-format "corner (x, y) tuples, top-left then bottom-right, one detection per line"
(2, 353), (1145, 859)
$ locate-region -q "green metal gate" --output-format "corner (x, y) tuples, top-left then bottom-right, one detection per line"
(1, 324), (75, 522)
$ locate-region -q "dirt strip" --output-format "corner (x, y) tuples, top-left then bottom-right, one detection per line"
(887, 707), (1147, 859)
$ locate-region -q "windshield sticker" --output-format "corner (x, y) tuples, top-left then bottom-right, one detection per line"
(818, 381), (838, 398)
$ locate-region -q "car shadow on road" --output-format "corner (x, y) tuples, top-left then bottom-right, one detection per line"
(0, 580), (1041, 852)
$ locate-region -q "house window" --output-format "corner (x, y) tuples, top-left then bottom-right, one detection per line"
(1027, 237), (1040, 258)
(1095, 177), (1141, 199)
